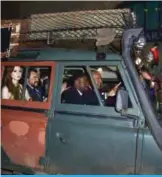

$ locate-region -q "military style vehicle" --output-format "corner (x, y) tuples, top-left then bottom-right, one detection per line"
(1, 9), (162, 174)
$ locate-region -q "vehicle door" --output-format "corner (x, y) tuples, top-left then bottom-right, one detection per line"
(48, 60), (143, 174)
(1, 61), (55, 172)
(140, 127), (162, 174)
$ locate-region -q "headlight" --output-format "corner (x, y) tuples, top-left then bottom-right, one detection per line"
(134, 34), (146, 50)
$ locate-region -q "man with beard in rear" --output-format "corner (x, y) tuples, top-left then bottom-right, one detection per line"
(26, 68), (44, 102)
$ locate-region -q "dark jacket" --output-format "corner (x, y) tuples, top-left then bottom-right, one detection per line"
(84, 88), (99, 105)
(61, 87), (99, 105)
(27, 84), (44, 102)
(61, 88), (85, 105)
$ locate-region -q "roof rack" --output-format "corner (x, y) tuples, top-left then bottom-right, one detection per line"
(1, 9), (137, 57)
(19, 9), (136, 43)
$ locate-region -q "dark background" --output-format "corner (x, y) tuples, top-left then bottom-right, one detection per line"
(1, 1), (122, 19)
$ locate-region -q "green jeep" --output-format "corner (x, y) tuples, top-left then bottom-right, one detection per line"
(1, 9), (162, 174)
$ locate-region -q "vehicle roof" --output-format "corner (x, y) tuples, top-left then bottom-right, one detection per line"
(8, 48), (122, 62)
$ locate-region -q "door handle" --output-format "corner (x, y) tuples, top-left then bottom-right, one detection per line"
(56, 132), (67, 144)
(133, 119), (138, 127)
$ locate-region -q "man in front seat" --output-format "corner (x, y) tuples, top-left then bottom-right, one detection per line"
(61, 73), (98, 105)
(92, 70), (121, 106)
(61, 73), (85, 104)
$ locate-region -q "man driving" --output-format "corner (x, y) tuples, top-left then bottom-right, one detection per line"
(92, 70), (121, 105)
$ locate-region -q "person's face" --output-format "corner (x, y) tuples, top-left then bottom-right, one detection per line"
(83, 76), (89, 87)
(75, 77), (85, 91)
(28, 71), (39, 87)
(11, 66), (22, 81)
(93, 73), (102, 89)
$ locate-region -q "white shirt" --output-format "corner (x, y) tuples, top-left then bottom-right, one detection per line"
(77, 89), (83, 96)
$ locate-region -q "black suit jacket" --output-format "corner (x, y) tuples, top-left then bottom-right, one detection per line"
(62, 88), (85, 105)
(61, 87), (99, 105)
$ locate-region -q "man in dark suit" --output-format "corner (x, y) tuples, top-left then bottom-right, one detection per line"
(61, 73), (98, 105)
(26, 68), (45, 102)
(62, 73), (86, 105)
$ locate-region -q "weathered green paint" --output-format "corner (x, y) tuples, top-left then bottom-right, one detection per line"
(10, 48), (120, 62)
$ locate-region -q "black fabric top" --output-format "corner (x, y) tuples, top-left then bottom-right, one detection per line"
(1, 27), (11, 52)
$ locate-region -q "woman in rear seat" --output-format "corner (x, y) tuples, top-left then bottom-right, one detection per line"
(2, 66), (23, 100)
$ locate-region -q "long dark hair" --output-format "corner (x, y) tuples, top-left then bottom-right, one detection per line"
(3, 66), (23, 100)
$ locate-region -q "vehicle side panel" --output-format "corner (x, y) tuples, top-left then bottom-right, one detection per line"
(48, 113), (138, 174)
(1, 109), (47, 169)
(141, 129), (162, 174)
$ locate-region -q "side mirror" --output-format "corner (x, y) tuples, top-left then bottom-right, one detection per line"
(116, 88), (128, 113)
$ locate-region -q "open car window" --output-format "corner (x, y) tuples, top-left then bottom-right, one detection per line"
(1, 61), (55, 110)
(61, 65), (132, 109)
